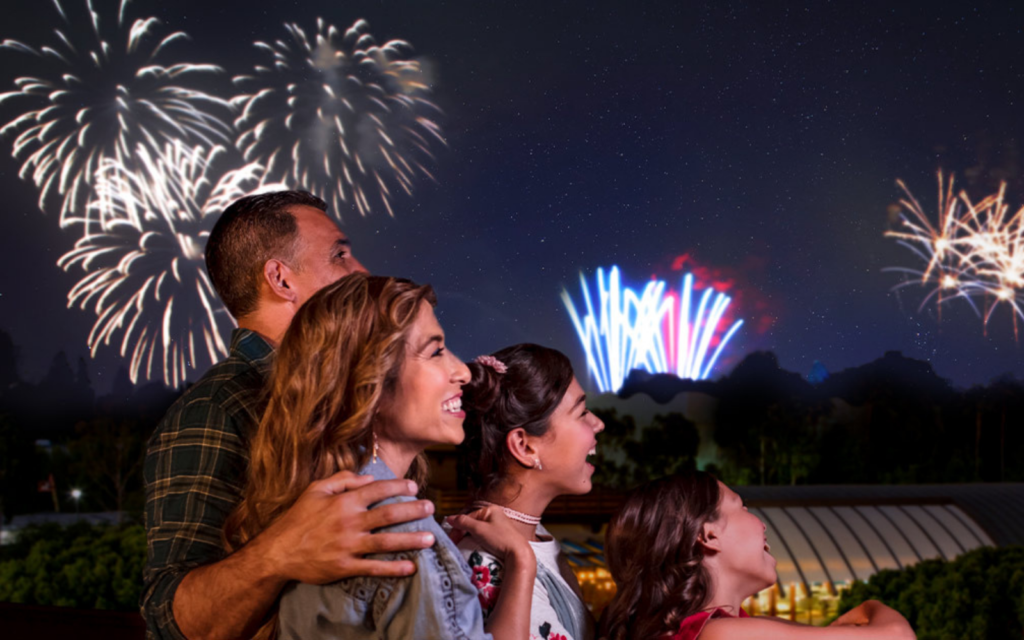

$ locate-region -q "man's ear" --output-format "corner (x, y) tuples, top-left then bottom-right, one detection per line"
(263, 259), (298, 304)
(697, 521), (723, 555)
(505, 428), (538, 469)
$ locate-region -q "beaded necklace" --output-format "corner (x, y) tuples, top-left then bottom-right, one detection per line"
(471, 500), (542, 526)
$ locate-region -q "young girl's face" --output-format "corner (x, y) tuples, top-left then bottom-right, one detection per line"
(532, 376), (604, 496)
(708, 482), (778, 592)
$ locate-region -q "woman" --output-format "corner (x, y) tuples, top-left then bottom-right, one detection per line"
(448, 344), (605, 640)
(600, 472), (916, 640)
(225, 274), (535, 640)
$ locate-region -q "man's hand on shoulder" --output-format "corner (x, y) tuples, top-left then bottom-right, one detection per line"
(251, 470), (436, 584)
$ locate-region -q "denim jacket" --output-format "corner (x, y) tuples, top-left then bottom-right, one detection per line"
(277, 457), (493, 640)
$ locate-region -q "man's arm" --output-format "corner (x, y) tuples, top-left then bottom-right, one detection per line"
(142, 400), (434, 640)
(172, 473), (435, 640)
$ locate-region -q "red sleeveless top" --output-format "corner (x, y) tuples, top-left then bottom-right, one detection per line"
(661, 608), (749, 640)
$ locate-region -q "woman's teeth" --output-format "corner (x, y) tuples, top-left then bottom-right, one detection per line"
(442, 397), (462, 413)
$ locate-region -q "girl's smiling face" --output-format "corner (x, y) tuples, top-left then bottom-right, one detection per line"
(531, 376), (604, 496)
(704, 482), (778, 593)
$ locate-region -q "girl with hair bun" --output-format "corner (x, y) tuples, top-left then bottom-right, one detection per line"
(446, 343), (605, 640)
(600, 472), (916, 640)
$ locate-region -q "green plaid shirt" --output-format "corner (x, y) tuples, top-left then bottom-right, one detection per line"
(141, 329), (274, 640)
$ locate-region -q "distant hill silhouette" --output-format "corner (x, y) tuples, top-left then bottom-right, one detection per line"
(616, 350), (955, 407)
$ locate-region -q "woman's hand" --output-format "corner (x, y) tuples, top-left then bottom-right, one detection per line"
(446, 507), (534, 565)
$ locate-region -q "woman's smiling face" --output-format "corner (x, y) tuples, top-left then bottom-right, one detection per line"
(377, 301), (471, 456)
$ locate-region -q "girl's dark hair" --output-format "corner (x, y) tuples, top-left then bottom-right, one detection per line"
(460, 343), (574, 496)
(600, 472), (722, 640)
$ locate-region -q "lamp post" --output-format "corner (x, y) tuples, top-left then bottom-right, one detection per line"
(70, 488), (82, 514)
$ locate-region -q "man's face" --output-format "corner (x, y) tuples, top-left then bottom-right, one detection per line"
(287, 205), (368, 306)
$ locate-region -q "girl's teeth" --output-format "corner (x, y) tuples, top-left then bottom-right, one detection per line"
(443, 398), (462, 413)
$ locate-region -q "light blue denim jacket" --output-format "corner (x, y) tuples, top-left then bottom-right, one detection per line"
(276, 457), (493, 640)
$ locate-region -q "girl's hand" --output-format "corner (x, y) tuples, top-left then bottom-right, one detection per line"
(446, 507), (534, 564)
(830, 604), (871, 626)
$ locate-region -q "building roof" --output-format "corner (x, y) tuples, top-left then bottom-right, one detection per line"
(733, 483), (1024, 594)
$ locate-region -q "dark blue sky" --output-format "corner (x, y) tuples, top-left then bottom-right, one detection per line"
(2, 0), (1024, 392)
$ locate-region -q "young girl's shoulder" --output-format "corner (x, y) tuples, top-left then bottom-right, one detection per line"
(666, 608), (747, 640)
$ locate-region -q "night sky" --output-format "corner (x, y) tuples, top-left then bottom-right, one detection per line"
(3, 0), (1024, 393)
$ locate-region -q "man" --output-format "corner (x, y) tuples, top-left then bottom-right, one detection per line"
(142, 191), (435, 640)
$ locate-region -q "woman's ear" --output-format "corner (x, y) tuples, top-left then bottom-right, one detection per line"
(263, 258), (298, 304)
(505, 428), (538, 469)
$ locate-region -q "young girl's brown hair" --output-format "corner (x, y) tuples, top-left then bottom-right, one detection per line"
(600, 472), (721, 640)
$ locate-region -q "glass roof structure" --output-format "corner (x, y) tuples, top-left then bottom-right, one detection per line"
(735, 483), (1019, 595)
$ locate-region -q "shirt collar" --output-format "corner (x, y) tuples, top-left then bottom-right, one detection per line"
(361, 452), (399, 482)
(229, 328), (275, 376)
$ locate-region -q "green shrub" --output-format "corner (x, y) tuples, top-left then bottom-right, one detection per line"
(0, 522), (145, 610)
(838, 546), (1024, 640)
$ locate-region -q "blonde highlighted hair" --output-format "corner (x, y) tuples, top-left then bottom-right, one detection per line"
(224, 273), (435, 636)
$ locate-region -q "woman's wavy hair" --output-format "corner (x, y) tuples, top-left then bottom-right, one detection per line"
(460, 343), (573, 497)
(223, 273), (435, 638)
(600, 472), (722, 640)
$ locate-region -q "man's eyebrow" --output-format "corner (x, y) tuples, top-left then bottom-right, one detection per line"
(331, 238), (352, 252)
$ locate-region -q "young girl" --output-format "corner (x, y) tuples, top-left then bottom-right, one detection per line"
(447, 344), (605, 640)
(600, 473), (917, 640)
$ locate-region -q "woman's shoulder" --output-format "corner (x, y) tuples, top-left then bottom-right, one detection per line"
(370, 494), (439, 534)
(357, 458), (440, 535)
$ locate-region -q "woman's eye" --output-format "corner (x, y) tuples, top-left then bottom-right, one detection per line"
(432, 347), (445, 357)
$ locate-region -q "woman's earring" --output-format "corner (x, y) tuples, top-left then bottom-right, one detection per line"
(372, 432), (380, 464)
(533, 457), (543, 471)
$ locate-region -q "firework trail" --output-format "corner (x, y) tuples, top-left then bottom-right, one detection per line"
(561, 266), (744, 393)
(0, 0), (231, 229)
(232, 18), (444, 218)
(887, 172), (1024, 333)
(58, 141), (284, 387)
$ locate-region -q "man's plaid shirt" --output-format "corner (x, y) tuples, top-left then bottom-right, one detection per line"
(141, 329), (274, 640)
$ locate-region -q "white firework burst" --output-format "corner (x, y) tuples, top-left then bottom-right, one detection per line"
(58, 141), (283, 387)
(232, 18), (444, 218)
(0, 0), (231, 229)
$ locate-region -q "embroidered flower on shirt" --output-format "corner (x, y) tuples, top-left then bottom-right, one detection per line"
(468, 550), (503, 617)
(472, 564), (491, 588)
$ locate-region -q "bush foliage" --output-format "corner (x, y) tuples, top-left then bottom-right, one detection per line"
(0, 522), (145, 610)
(837, 546), (1024, 640)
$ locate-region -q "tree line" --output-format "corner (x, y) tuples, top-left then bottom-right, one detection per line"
(596, 350), (1024, 488)
(0, 330), (179, 521)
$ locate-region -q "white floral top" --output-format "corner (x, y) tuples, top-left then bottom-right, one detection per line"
(456, 525), (595, 640)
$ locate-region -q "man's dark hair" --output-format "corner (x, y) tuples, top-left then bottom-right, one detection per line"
(205, 190), (328, 319)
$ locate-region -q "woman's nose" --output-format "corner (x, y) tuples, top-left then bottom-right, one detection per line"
(452, 356), (471, 384)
